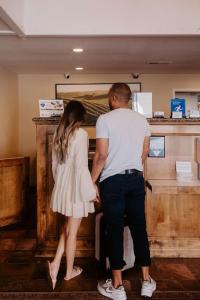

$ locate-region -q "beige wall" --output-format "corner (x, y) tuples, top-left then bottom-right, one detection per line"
(18, 73), (200, 184)
(0, 65), (18, 157)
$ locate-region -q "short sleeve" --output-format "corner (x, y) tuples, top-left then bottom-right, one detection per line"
(145, 120), (151, 136)
(96, 115), (109, 139)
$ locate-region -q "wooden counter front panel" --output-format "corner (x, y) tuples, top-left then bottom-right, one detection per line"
(36, 124), (95, 257)
(33, 119), (200, 258)
(146, 181), (200, 257)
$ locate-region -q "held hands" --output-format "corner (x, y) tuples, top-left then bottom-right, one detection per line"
(93, 183), (101, 203)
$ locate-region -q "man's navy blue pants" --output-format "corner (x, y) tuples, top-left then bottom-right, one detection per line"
(100, 172), (151, 270)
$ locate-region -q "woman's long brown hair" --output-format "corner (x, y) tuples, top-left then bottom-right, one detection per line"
(52, 101), (86, 164)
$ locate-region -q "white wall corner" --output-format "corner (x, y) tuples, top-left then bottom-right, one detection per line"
(0, 0), (25, 36)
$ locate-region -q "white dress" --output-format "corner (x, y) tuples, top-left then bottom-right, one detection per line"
(51, 128), (96, 218)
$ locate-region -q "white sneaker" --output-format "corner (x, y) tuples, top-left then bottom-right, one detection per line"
(141, 277), (156, 298)
(97, 279), (127, 300)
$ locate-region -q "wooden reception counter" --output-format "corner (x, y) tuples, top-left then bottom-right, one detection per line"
(33, 117), (200, 257)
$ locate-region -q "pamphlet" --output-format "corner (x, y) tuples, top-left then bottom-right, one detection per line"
(176, 161), (193, 181)
(39, 99), (64, 117)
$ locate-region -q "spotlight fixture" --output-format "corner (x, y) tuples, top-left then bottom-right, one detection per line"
(64, 73), (70, 79)
(73, 48), (84, 53)
(75, 67), (84, 70)
(131, 73), (140, 79)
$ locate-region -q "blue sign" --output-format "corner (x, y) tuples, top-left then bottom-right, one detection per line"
(171, 98), (186, 116)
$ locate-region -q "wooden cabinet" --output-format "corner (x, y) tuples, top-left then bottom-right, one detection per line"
(0, 157), (29, 227)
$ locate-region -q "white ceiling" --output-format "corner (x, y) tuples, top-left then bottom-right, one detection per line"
(0, 18), (10, 30)
(0, 35), (200, 74)
(0, 17), (14, 34)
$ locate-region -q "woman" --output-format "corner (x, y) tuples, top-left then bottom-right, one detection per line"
(47, 101), (97, 290)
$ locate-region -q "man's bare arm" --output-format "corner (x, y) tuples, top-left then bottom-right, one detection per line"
(91, 138), (109, 183)
(141, 136), (150, 164)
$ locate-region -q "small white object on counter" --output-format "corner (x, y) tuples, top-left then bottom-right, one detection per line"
(189, 110), (200, 118)
(172, 111), (183, 119)
(39, 99), (64, 117)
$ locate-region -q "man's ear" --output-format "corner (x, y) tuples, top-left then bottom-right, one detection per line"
(113, 94), (118, 103)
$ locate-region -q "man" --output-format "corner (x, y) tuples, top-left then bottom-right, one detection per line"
(91, 83), (156, 299)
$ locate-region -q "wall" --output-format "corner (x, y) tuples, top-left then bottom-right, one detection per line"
(0, 65), (18, 157)
(18, 73), (200, 184)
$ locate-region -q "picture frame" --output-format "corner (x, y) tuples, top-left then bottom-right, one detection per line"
(55, 82), (141, 125)
(149, 136), (165, 158)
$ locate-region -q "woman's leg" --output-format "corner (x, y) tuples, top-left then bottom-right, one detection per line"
(64, 216), (82, 280)
(49, 220), (68, 280)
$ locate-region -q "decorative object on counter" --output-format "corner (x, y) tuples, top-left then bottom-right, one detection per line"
(132, 92), (153, 118)
(55, 83), (141, 124)
(196, 138), (200, 180)
(153, 111), (164, 118)
(172, 111), (183, 119)
(176, 161), (193, 182)
(171, 98), (185, 118)
(149, 136), (165, 158)
(39, 99), (64, 117)
(189, 110), (200, 118)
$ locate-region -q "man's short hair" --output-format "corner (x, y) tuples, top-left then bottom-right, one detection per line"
(108, 82), (132, 101)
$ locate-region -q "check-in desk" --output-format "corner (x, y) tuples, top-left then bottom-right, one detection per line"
(145, 118), (200, 257)
(33, 117), (200, 257)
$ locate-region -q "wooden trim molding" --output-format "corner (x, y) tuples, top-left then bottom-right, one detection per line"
(33, 117), (200, 126)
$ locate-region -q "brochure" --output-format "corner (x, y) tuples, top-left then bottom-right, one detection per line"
(39, 99), (64, 117)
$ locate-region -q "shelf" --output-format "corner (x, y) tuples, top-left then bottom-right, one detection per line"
(147, 179), (200, 195)
(32, 117), (200, 126)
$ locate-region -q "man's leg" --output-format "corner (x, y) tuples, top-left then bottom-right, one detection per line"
(98, 176), (127, 300)
(125, 174), (156, 297)
(125, 175), (151, 271)
(100, 180), (125, 286)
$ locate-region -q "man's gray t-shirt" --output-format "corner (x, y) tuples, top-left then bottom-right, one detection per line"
(96, 108), (151, 182)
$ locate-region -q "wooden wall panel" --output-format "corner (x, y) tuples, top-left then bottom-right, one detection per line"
(147, 135), (199, 179)
(0, 157), (29, 227)
(146, 180), (200, 257)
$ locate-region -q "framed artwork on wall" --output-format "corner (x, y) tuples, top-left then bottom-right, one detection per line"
(55, 82), (141, 125)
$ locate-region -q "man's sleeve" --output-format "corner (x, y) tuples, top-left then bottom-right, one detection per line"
(96, 115), (109, 138)
(145, 120), (151, 136)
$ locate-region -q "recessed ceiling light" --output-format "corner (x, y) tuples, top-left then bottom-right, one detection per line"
(73, 48), (84, 53)
(75, 67), (84, 70)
